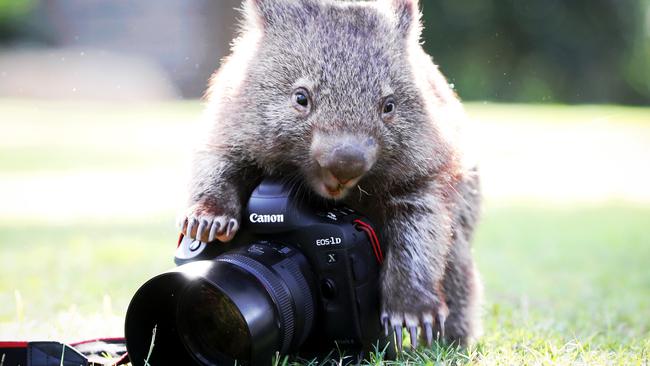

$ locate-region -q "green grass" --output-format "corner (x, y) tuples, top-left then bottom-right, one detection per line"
(474, 204), (650, 364)
(2, 204), (648, 364)
(1, 99), (649, 364)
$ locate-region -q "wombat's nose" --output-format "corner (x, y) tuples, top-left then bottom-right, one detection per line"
(322, 146), (367, 184)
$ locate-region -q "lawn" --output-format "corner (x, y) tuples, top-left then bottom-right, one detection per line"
(0, 100), (649, 365)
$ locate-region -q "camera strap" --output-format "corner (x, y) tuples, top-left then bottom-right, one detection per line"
(353, 219), (384, 264)
(0, 338), (130, 366)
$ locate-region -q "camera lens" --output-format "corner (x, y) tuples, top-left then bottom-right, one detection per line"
(177, 244), (315, 364)
(125, 242), (315, 366)
(178, 282), (251, 363)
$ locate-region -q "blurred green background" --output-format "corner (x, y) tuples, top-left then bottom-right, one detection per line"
(0, 1), (649, 365)
(1, 0), (648, 103)
(422, 0), (650, 105)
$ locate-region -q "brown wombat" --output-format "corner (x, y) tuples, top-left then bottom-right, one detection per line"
(180, 0), (482, 348)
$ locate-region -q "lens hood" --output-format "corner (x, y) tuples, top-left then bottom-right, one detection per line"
(125, 259), (283, 366)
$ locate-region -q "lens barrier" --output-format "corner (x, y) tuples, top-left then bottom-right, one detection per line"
(178, 281), (251, 364)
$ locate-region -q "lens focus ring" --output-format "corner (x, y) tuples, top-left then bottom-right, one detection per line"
(217, 254), (295, 353)
(276, 256), (314, 346)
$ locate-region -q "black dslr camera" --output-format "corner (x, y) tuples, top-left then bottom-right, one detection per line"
(125, 178), (394, 365)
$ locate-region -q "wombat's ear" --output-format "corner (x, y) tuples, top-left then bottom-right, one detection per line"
(380, 0), (422, 40)
(244, 0), (320, 28)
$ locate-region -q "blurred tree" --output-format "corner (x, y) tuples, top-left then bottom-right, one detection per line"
(0, 0), (35, 19)
(0, 0), (37, 43)
(421, 0), (650, 104)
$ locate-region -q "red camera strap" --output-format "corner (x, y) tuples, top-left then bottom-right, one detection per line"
(0, 338), (129, 366)
(353, 219), (384, 264)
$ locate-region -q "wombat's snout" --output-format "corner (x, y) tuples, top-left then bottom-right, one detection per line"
(312, 134), (377, 187)
(320, 145), (367, 184)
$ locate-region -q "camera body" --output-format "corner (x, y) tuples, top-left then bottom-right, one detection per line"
(125, 178), (392, 365)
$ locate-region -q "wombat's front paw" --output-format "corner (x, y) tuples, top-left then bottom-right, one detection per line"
(178, 202), (239, 243)
(381, 294), (449, 351)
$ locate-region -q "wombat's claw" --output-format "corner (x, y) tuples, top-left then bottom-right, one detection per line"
(382, 315), (389, 336)
(185, 217), (197, 239)
(197, 219), (208, 239)
(207, 216), (238, 242)
(424, 321), (433, 346)
(180, 213), (239, 243)
(394, 325), (403, 352)
(409, 326), (417, 349)
(227, 219), (238, 237)
(436, 312), (446, 339)
(208, 220), (221, 242)
(381, 305), (448, 350)
(381, 314), (415, 350)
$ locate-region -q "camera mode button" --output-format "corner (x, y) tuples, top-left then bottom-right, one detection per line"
(188, 239), (202, 252)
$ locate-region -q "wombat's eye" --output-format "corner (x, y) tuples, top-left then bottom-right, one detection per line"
(292, 88), (311, 114)
(295, 92), (308, 107)
(381, 96), (396, 121)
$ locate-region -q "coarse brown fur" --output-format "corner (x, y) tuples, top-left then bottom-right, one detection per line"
(180, 0), (482, 347)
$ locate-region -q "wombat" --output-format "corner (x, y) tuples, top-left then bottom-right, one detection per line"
(180, 0), (482, 348)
